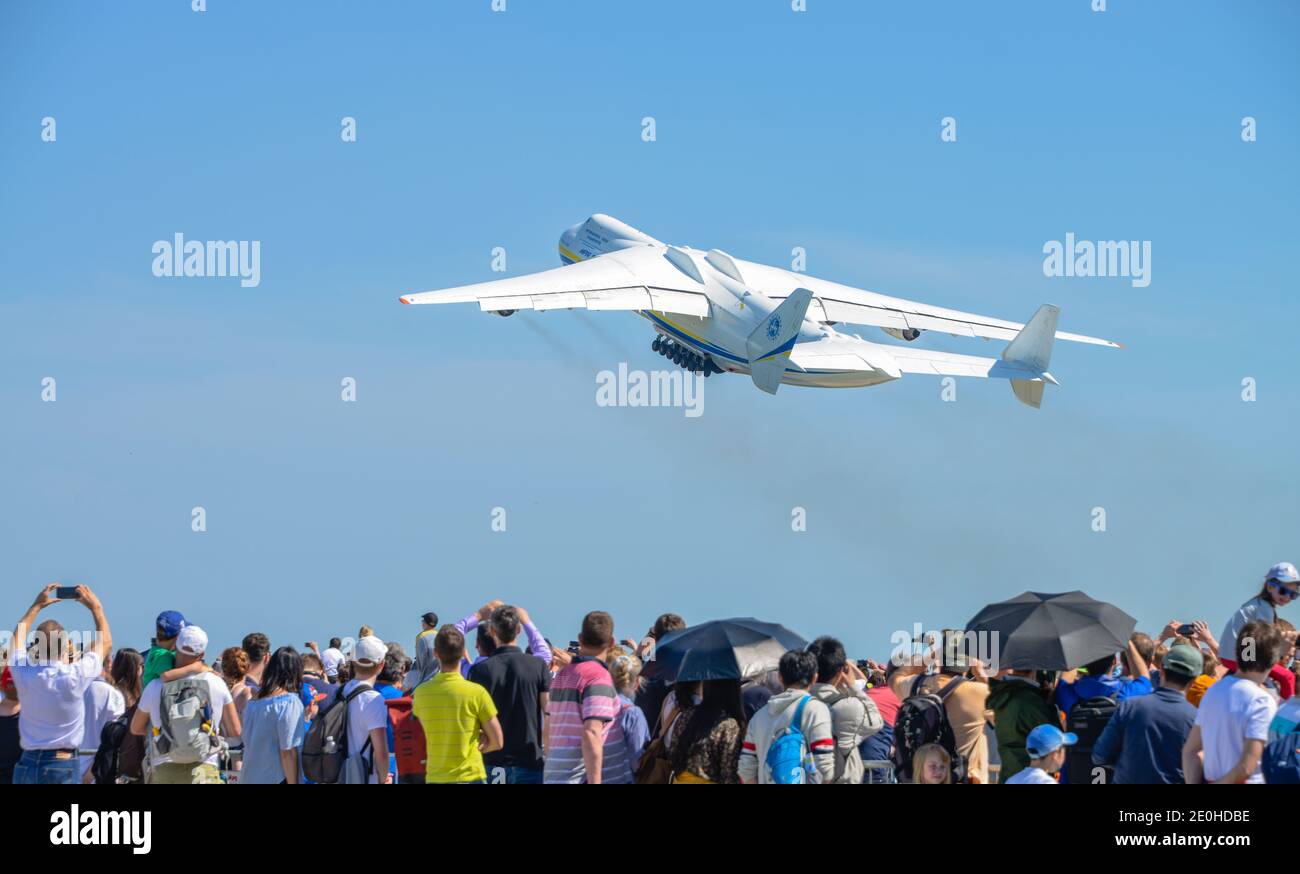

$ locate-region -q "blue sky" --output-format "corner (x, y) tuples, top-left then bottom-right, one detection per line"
(1, 1), (1296, 662)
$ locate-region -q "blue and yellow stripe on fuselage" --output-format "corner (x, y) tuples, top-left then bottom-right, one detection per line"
(559, 245), (839, 378)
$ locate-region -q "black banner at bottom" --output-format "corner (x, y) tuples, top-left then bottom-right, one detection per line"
(4, 786), (1280, 855)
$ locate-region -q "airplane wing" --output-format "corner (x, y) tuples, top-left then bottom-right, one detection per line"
(762, 275), (1119, 348)
(886, 345), (1047, 380)
(400, 246), (711, 318)
(884, 304), (1065, 408)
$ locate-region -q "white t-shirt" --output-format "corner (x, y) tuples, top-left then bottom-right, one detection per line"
(1195, 673), (1277, 783)
(1220, 596), (1276, 662)
(342, 680), (387, 784)
(1004, 766), (1058, 784)
(10, 650), (102, 750)
(80, 678), (126, 776)
(138, 672), (234, 767)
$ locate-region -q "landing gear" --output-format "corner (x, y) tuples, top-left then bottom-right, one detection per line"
(651, 335), (721, 376)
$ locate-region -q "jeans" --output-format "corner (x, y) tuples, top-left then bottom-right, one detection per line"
(489, 765), (544, 784)
(13, 749), (81, 784)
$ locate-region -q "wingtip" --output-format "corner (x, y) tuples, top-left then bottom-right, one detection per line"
(399, 295), (412, 305)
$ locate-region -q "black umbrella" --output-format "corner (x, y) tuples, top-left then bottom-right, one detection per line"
(643, 618), (808, 683)
(964, 590), (1137, 671)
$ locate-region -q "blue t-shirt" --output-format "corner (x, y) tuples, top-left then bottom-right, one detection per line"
(239, 694), (306, 784)
(1056, 672), (1152, 717)
(1090, 687), (1198, 783)
(375, 682), (403, 778)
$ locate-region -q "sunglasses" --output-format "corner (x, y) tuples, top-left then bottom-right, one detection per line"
(1270, 583), (1300, 598)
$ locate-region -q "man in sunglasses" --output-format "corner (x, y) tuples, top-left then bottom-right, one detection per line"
(1219, 562), (1299, 700)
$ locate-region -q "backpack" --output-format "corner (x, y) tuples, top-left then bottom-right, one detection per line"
(152, 676), (222, 765)
(91, 713), (130, 784)
(635, 708), (681, 785)
(892, 674), (968, 783)
(302, 683), (371, 785)
(1262, 733), (1300, 784)
(386, 697), (428, 782)
(766, 694), (815, 784)
(1065, 695), (1118, 784)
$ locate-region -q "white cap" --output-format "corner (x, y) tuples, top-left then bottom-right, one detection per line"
(352, 635), (386, 667)
(322, 647), (344, 677)
(1267, 562), (1300, 585)
(177, 625), (209, 657)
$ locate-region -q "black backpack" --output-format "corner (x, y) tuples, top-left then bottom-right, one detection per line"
(1065, 695), (1118, 784)
(302, 684), (368, 784)
(892, 674), (968, 783)
(91, 713), (131, 785)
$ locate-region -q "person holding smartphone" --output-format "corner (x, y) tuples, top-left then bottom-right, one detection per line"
(9, 583), (113, 784)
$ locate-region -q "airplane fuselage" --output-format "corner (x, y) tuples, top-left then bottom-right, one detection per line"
(559, 214), (898, 388)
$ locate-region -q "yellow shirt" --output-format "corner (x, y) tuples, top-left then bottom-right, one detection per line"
(411, 670), (497, 783)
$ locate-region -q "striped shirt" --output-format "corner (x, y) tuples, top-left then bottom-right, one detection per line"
(544, 657), (618, 784)
(411, 671), (498, 784)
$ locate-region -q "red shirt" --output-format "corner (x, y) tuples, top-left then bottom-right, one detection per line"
(866, 684), (901, 726)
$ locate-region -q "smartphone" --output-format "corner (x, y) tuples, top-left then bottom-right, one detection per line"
(54, 586), (79, 600)
(1176, 623), (1197, 637)
(567, 640), (580, 655)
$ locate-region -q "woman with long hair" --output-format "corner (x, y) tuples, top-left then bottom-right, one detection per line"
(238, 646), (307, 784)
(100, 649), (146, 783)
(667, 679), (745, 784)
(110, 648), (144, 707)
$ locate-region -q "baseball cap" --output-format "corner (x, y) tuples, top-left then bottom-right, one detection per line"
(155, 610), (187, 639)
(1266, 562), (1300, 586)
(1163, 643), (1205, 678)
(176, 625), (208, 657)
(420, 612), (438, 627)
(1025, 723), (1077, 758)
(352, 635), (386, 667)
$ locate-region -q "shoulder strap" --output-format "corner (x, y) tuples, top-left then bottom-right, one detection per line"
(937, 676), (967, 702)
(790, 693), (811, 733)
(909, 673), (926, 698)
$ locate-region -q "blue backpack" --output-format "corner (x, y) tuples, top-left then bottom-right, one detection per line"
(765, 694), (815, 784)
(1262, 733), (1300, 784)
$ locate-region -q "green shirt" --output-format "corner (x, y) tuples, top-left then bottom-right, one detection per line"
(142, 645), (176, 688)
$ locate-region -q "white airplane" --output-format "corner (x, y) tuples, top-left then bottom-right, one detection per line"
(400, 214), (1120, 408)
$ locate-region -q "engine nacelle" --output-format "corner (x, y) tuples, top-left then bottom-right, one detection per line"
(494, 309), (516, 317)
(882, 327), (922, 342)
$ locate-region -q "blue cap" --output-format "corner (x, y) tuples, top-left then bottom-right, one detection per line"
(1025, 724), (1077, 758)
(155, 610), (187, 639)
